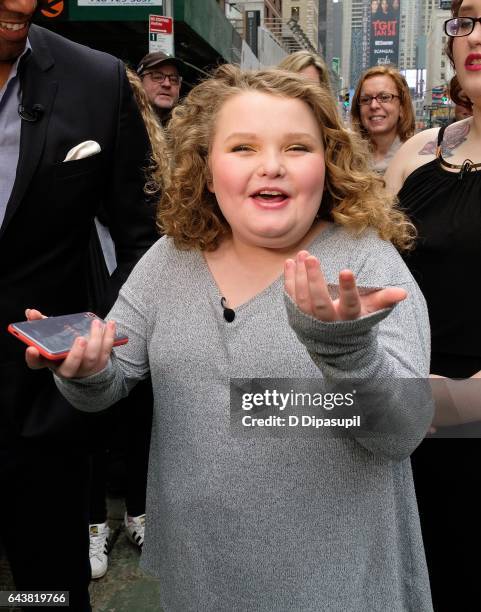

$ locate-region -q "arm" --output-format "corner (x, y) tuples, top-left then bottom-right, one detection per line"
(430, 373), (481, 427)
(384, 128), (439, 195)
(26, 284), (151, 413)
(26, 239), (170, 412)
(57, 285), (151, 411)
(284, 251), (433, 461)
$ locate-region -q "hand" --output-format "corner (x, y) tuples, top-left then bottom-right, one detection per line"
(24, 308), (116, 379)
(23, 308), (51, 370)
(284, 251), (407, 322)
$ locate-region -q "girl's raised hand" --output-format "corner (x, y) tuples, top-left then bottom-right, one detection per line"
(284, 251), (407, 321)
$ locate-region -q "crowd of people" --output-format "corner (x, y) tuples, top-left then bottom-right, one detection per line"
(1, 0), (481, 611)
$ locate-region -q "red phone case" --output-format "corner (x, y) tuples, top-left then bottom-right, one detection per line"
(8, 312), (128, 361)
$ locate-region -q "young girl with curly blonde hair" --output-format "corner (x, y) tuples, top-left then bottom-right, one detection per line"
(29, 66), (432, 611)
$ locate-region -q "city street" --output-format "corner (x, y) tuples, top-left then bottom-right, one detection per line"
(0, 497), (161, 612)
(0, 1), (474, 611)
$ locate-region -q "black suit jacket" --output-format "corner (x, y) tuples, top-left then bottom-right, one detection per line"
(0, 25), (158, 448)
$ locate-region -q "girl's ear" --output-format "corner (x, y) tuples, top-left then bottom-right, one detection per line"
(206, 160), (214, 193)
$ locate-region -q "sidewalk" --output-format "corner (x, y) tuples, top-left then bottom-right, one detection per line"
(89, 497), (161, 612)
(0, 496), (162, 612)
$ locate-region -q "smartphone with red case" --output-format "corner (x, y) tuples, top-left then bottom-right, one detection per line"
(8, 312), (128, 361)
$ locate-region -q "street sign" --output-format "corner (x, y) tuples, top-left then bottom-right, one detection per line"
(149, 15), (173, 55)
(72, 0), (164, 20)
(78, 1), (162, 5)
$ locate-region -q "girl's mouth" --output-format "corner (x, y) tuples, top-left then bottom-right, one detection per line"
(250, 189), (290, 208)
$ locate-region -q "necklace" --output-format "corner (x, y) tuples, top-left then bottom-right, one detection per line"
(436, 145), (481, 181)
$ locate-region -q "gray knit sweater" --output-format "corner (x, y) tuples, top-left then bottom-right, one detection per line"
(56, 224), (433, 612)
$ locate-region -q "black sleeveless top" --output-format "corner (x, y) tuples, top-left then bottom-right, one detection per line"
(399, 125), (481, 377)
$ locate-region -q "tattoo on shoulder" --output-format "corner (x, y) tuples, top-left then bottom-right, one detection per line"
(418, 140), (437, 156)
(418, 122), (470, 158)
(441, 122), (470, 157)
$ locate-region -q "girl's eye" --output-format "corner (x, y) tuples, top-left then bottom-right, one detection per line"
(232, 145), (253, 152)
(287, 145), (308, 152)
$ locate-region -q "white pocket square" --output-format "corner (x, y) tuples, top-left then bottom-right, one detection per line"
(63, 140), (101, 162)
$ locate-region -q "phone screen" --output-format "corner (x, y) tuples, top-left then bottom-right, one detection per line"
(10, 312), (127, 357)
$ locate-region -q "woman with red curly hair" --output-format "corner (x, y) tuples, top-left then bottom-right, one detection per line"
(351, 66), (415, 174)
(385, 1), (481, 609)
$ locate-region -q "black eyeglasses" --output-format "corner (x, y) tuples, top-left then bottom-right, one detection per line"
(359, 92), (400, 105)
(444, 17), (481, 37)
(143, 72), (182, 85)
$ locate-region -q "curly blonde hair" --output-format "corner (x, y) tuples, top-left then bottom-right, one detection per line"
(126, 67), (170, 194)
(159, 65), (414, 251)
(278, 50), (332, 92)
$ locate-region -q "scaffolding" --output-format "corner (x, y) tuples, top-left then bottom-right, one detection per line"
(259, 17), (316, 54)
(227, 14), (316, 56)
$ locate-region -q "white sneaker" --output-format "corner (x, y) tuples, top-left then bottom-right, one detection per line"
(124, 513), (145, 550)
(89, 522), (111, 579)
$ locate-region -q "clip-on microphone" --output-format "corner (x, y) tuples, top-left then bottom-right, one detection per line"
(220, 297), (235, 323)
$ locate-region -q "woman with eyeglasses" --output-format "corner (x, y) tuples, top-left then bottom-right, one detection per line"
(351, 66), (415, 174)
(385, 1), (481, 609)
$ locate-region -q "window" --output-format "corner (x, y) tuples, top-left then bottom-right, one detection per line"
(291, 7), (300, 21)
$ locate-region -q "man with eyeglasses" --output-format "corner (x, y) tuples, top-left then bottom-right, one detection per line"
(137, 52), (182, 124)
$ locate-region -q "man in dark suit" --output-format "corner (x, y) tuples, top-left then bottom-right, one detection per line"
(0, 2), (157, 609)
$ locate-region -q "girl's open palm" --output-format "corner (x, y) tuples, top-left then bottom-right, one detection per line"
(284, 251), (407, 321)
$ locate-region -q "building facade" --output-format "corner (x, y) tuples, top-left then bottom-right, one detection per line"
(282, 0), (321, 50)
(399, 0), (417, 70)
(426, 4), (453, 104)
(227, 0), (323, 65)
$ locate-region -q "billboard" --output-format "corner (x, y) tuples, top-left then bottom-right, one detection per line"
(370, 0), (400, 67)
(431, 85), (449, 106)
